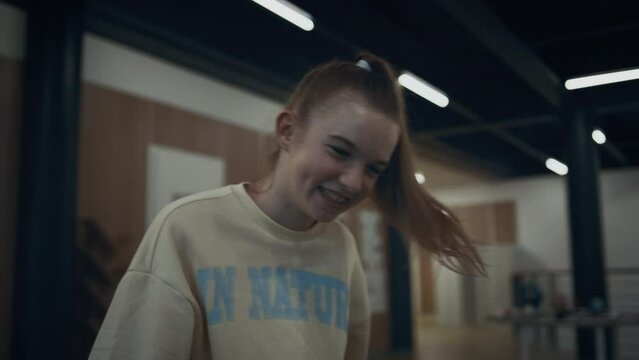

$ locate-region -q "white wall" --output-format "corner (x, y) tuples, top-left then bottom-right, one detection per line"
(600, 169), (639, 268)
(146, 145), (225, 226)
(431, 168), (639, 329)
(433, 265), (465, 325)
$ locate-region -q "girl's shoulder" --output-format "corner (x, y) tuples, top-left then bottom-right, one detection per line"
(150, 184), (239, 227)
(170, 185), (234, 207)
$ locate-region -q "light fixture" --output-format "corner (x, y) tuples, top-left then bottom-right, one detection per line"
(592, 128), (606, 145)
(565, 67), (639, 90)
(398, 72), (449, 108)
(415, 172), (426, 184)
(545, 158), (568, 176)
(251, 0), (314, 31)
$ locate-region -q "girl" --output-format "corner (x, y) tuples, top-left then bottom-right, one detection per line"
(89, 52), (484, 360)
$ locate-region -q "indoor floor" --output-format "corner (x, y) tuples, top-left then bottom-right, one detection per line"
(373, 315), (576, 360)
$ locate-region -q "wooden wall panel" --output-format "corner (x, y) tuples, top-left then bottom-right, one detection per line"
(77, 84), (153, 357)
(494, 202), (516, 244)
(151, 102), (226, 158)
(454, 204), (493, 245)
(0, 56), (22, 360)
(78, 84), (151, 276)
(369, 306), (391, 353)
(419, 249), (435, 314)
(452, 201), (516, 245)
(224, 124), (260, 184)
(256, 132), (277, 178)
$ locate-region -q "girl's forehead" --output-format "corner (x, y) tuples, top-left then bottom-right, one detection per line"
(309, 90), (388, 124)
(305, 93), (400, 157)
(312, 89), (370, 112)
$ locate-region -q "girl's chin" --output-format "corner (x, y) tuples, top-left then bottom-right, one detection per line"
(309, 205), (349, 223)
(313, 213), (340, 223)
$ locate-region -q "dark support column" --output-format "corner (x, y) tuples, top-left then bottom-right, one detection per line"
(387, 227), (413, 352)
(11, 1), (84, 359)
(565, 110), (610, 359)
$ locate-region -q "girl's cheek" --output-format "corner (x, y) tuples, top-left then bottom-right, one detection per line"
(319, 157), (346, 176)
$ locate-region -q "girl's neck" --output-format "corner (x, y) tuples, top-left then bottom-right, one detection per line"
(245, 177), (317, 232)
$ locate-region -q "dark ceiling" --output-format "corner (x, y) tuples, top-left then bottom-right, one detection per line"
(10, 0), (638, 177)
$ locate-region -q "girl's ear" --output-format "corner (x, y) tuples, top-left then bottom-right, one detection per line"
(275, 110), (296, 152)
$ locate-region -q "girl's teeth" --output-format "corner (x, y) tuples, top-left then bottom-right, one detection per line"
(321, 187), (346, 204)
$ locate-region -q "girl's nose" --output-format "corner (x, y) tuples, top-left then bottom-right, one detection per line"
(339, 166), (365, 194)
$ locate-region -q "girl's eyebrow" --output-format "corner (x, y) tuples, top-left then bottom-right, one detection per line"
(327, 135), (389, 167)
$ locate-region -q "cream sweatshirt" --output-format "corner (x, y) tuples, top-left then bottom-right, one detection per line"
(89, 183), (370, 360)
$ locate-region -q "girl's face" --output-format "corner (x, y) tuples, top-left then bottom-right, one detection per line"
(283, 90), (400, 223)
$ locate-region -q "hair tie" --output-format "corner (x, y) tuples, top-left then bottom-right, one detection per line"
(355, 59), (372, 72)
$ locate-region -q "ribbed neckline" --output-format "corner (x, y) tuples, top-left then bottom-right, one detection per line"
(231, 183), (327, 242)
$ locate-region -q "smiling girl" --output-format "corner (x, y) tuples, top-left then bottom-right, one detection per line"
(89, 53), (484, 360)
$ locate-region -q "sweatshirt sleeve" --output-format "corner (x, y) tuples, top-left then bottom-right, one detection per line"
(344, 252), (371, 360)
(88, 270), (195, 360)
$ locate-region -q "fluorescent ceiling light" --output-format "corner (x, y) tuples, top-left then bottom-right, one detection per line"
(545, 158), (568, 176)
(415, 172), (426, 184)
(592, 128), (606, 145)
(565, 67), (639, 90)
(251, 0), (314, 31)
(398, 72), (449, 108)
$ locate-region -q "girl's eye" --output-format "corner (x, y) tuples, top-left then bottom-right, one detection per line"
(328, 145), (350, 159)
(367, 166), (383, 177)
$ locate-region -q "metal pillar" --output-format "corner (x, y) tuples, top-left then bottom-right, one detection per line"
(12, 1), (84, 359)
(566, 110), (610, 359)
(387, 227), (414, 352)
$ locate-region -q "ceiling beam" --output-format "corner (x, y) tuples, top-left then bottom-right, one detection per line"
(602, 143), (630, 166)
(423, 114), (556, 138)
(418, 101), (632, 167)
(446, 101), (551, 163)
(533, 23), (639, 49)
(422, 96), (639, 138)
(432, 0), (563, 108)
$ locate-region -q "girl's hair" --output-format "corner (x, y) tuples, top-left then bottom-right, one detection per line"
(266, 52), (485, 276)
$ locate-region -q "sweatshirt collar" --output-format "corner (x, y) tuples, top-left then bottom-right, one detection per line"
(232, 183), (326, 242)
